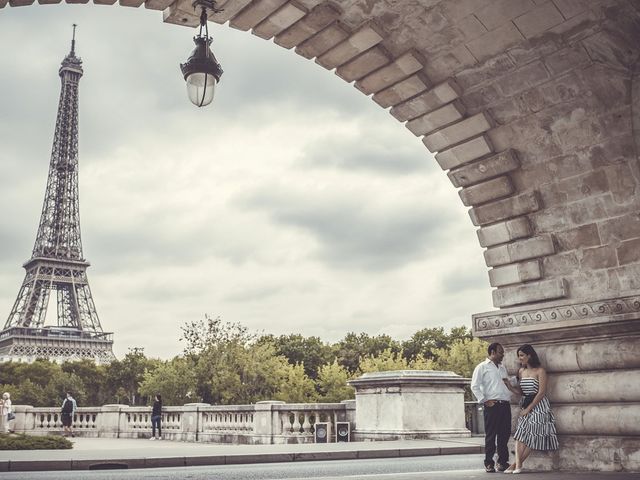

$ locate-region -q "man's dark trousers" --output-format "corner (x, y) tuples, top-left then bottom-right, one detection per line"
(483, 402), (511, 467)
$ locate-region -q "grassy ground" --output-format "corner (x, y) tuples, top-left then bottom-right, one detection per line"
(0, 433), (73, 450)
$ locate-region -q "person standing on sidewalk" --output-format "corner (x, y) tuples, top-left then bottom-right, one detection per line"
(61, 392), (77, 437)
(1, 392), (12, 433)
(471, 342), (512, 473)
(150, 394), (162, 440)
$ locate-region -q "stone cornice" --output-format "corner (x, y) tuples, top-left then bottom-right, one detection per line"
(473, 294), (640, 341)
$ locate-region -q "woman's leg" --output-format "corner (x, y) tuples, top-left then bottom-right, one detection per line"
(515, 441), (532, 468)
(151, 417), (157, 437)
(158, 418), (161, 438)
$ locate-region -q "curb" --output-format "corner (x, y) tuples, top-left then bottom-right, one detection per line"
(1, 445), (484, 472)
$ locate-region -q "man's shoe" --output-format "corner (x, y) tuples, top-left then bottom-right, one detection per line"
(485, 465), (496, 473)
(496, 463), (509, 472)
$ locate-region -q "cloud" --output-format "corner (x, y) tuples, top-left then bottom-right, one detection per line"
(299, 131), (432, 175)
(237, 184), (450, 271)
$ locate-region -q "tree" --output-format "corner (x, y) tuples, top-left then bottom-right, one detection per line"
(181, 315), (253, 357)
(274, 363), (317, 403)
(139, 357), (198, 405)
(401, 327), (450, 362)
(61, 360), (107, 406)
(316, 360), (355, 403)
(44, 370), (87, 407)
(333, 333), (401, 373)
(359, 348), (410, 373)
(259, 334), (334, 380)
(199, 340), (295, 404)
(358, 348), (434, 373)
(10, 379), (46, 406)
(431, 338), (488, 378)
(105, 348), (158, 405)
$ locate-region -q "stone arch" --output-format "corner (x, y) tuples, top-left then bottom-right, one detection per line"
(2, 0), (640, 471)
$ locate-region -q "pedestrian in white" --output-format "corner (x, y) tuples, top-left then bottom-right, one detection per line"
(471, 342), (512, 473)
(1, 392), (12, 433)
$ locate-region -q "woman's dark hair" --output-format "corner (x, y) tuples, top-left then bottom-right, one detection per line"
(517, 344), (541, 367)
(156, 394), (162, 403)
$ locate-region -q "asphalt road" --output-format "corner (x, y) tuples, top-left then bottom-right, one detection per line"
(0, 454), (635, 480)
(0, 454), (482, 479)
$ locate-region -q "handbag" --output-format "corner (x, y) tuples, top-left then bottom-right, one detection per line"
(7, 412), (15, 421)
(520, 394), (535, 409)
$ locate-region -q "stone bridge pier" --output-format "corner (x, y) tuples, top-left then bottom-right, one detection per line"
(3, 0), (639, 471)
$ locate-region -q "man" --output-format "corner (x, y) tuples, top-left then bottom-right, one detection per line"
(61, 391), (77, 437)
(471, 342), (512, 473)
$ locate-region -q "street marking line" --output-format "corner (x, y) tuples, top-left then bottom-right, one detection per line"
(282, 469), (481, 480)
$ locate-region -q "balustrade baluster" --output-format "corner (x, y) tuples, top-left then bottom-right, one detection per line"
(291, 411), (302, 434)
(302, 412), (312, 434)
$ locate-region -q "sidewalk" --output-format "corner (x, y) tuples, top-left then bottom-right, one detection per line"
(0, 436), (484, 471)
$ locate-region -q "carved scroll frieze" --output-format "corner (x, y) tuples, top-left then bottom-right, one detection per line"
(474, 295), (640, 332)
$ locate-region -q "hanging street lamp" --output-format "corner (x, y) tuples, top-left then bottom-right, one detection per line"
(180, 0), (223, 108)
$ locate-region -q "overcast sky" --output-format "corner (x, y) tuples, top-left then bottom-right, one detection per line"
(0, 5), (493, 359)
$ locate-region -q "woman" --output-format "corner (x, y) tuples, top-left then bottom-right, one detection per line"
(150, 394), (162, 440)
(1, 392), (12, 433)
(503, 344), (558, 474)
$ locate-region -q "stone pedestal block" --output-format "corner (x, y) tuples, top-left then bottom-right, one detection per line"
(97, 404), (127, 438)
(348, 370), (470, 441)
(473, 294), (640, 471)
(181, 403), (210, 442)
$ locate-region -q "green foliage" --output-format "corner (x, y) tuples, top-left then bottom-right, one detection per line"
(44, 371), (86, 407)
(430, 338), (488, 378)
(401, 326), (472, 362)
(61, 360), (107, 406)
(333, 333), (401, 373)
(183, 317), (293, 404)
(359, 349), (435, 373)
(139, 357), (198, 405)
(181, 315), (253, 357)
(0, 320), (485, 408)
(105, 348), (160, 405)
(259, 334), (334, 380)
(0, 433), (73, 450)
(274, 363), (317, 403)
(316, 360), (355, 403)
(359, 348), (410, 373)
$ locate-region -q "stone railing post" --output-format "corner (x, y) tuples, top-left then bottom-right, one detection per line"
(181, 403), (210, 442)
(10, 405), (34, 434)
(348, 370), (470, 441)
(97, 404), (127, 438)
(253, 400), (284, 443)
(341, 399), (356, 426)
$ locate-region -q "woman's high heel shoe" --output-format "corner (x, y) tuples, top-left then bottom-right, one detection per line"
(504, 463), (516, 473)
(512, 467), (523, 474)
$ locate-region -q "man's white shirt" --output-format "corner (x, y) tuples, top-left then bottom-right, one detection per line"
(470, 358), (512, 404)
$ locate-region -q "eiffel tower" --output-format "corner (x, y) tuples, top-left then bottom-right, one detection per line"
(0, 27), (115, 364)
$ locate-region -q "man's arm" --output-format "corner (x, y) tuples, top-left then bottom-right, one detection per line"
(470, 364), (485, 404)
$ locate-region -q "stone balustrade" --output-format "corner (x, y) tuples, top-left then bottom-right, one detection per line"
(8, 403), (483, 446)
(10, 401), (358, 444)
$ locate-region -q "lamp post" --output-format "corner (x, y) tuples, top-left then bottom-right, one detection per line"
(180, 0), (223, 108)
